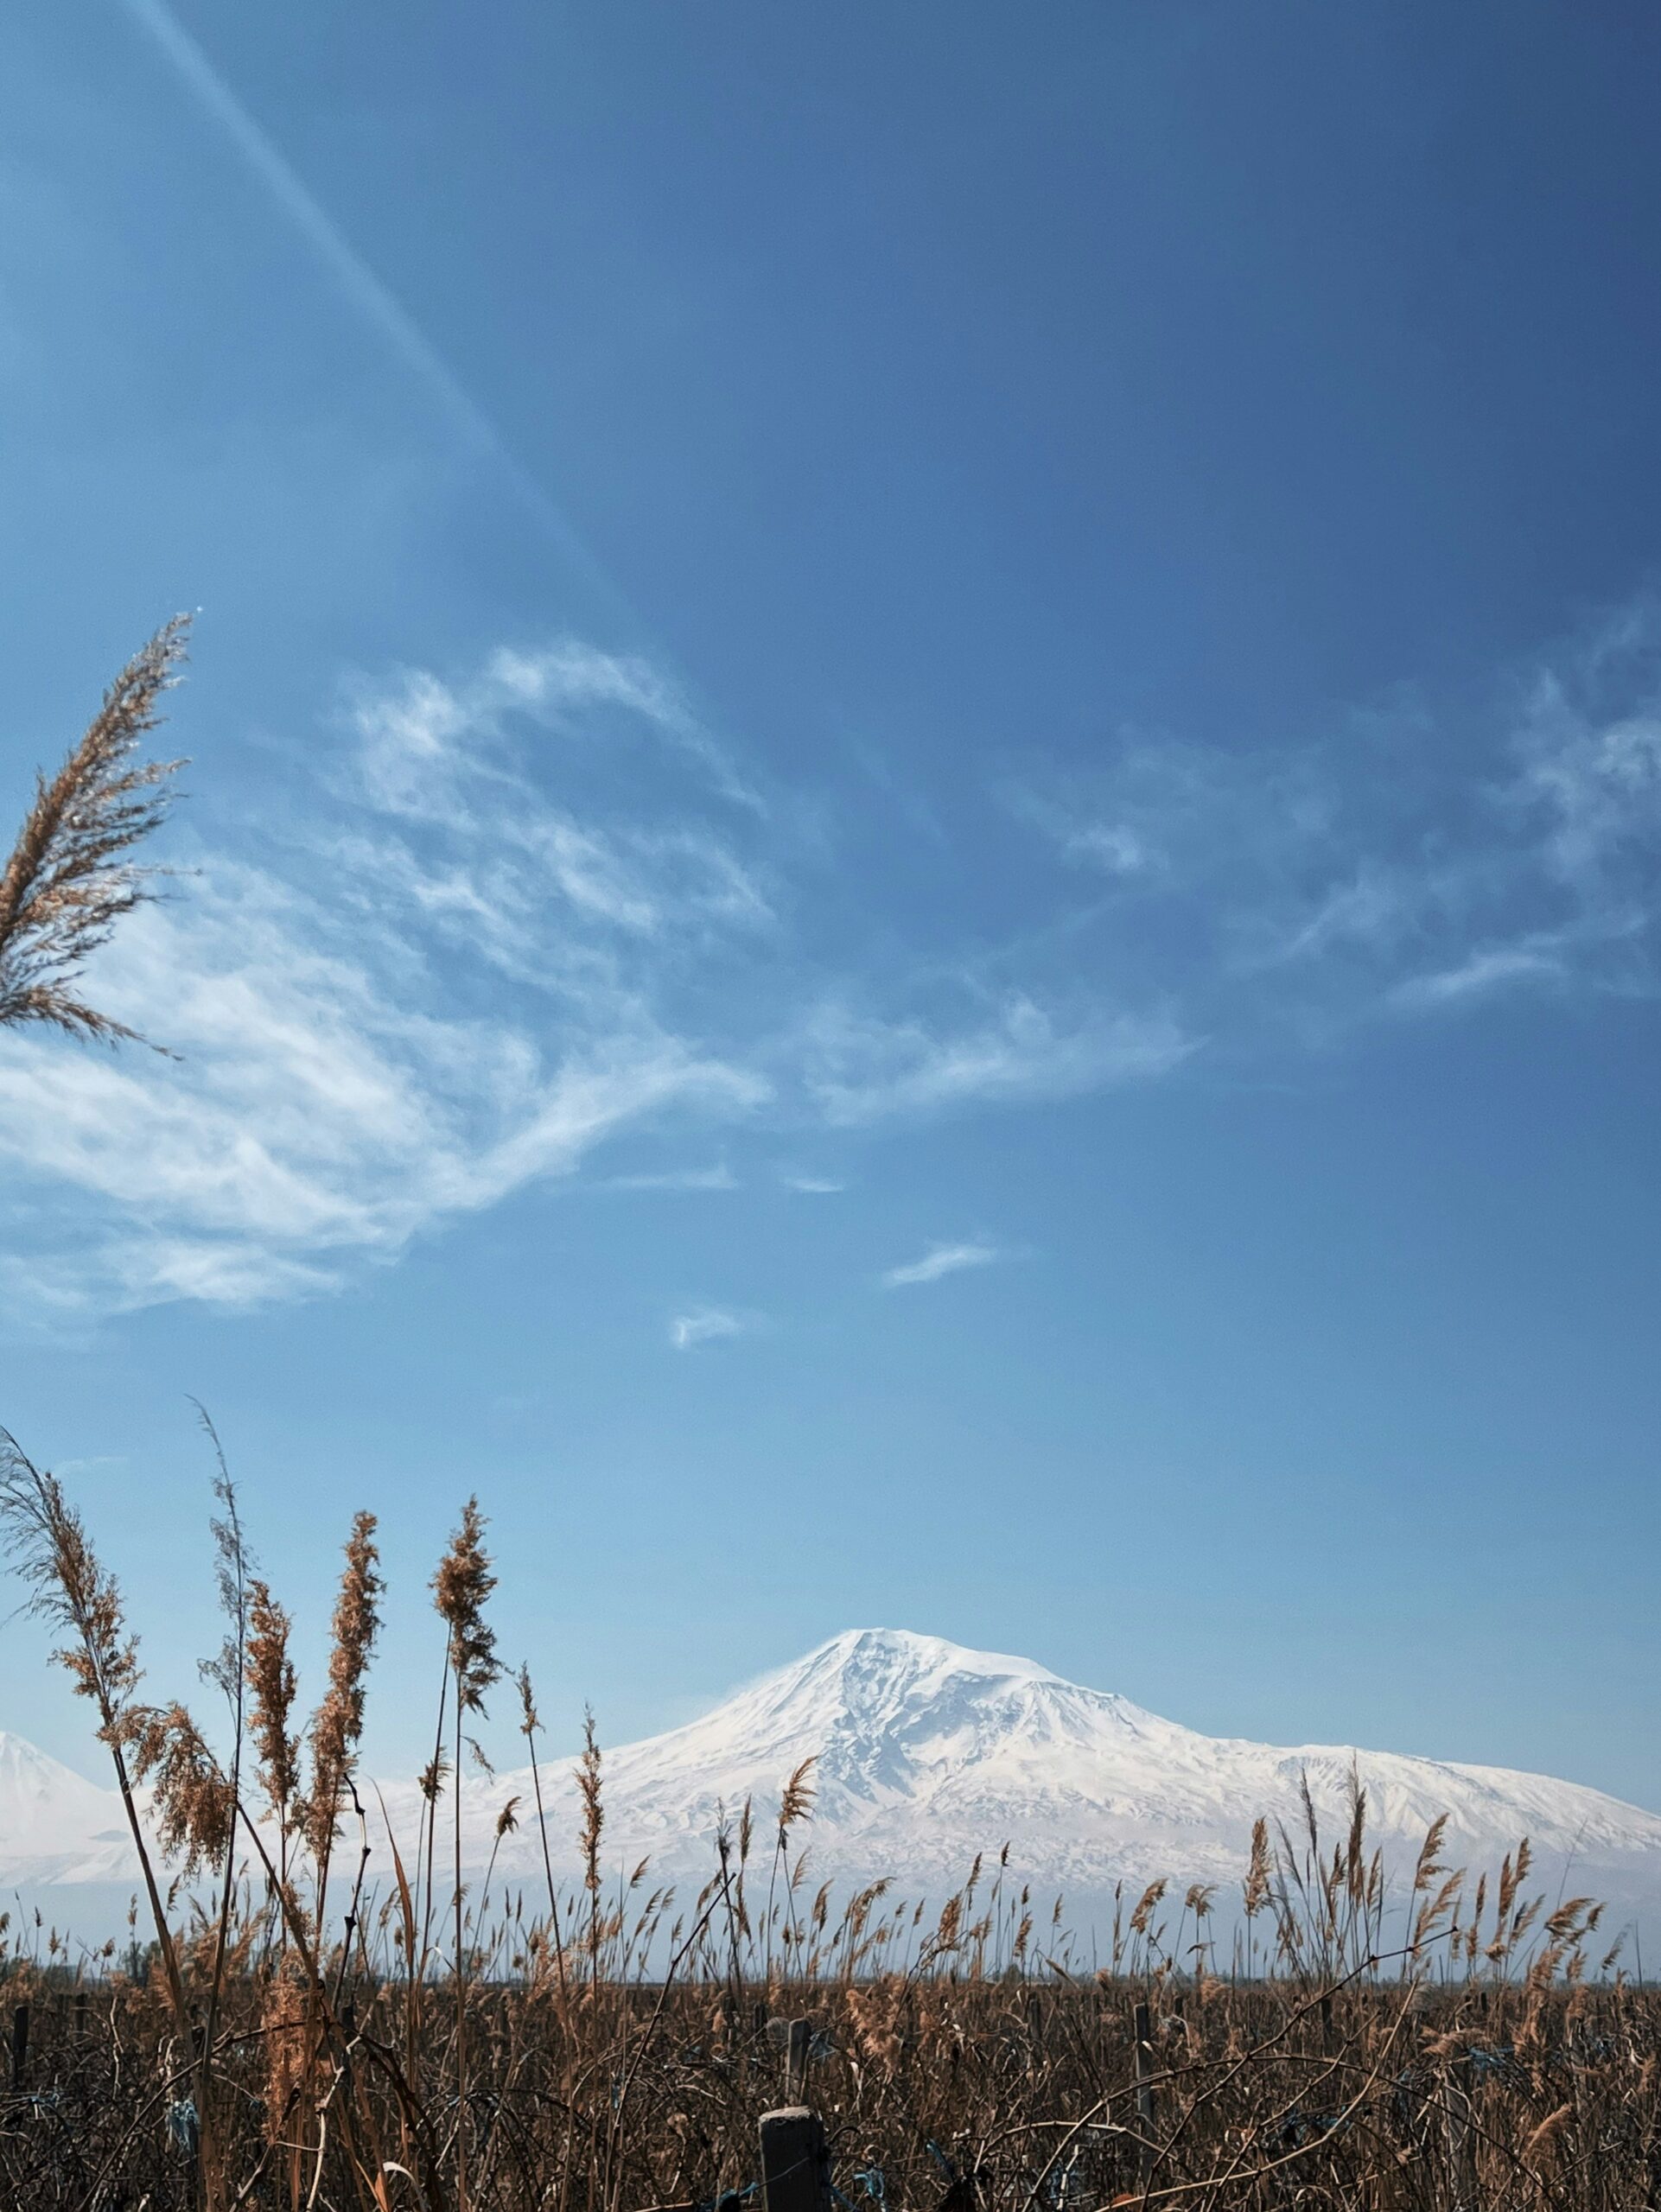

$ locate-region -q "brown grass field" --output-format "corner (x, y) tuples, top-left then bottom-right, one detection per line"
(2, 1433), (1656, 2210)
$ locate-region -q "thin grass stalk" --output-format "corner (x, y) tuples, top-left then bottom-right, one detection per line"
(518, 1664), (571, 2012)
(195, 1407), (249, 2212)
(432, 1497), (500, 2212)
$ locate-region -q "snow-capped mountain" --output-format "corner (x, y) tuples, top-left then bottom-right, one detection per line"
(0, 1730), (139, 1886)
(7, 1630), (1661, 1942)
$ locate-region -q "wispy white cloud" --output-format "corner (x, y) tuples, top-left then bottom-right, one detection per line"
(1065, 821), (1152, 874)
(782, 1173), (845, 1195)
(16, 594), (1660, 1325)
(1390, 942), (1567, 1010)
(802, 995), (1193, 1126)
(347, 645), (762, 829)
(1010, 786), (1157, 877)
(0, 850), (766, 1314)
(10, 635), (1175, 1319)
(881, 1240), (1000, 1289)
(1269, 866), (1412, 965)
(1009, 596), (1661, 1033)
(1511, 684), (1661, 884)
(343, 652), (771, 938)
(601, 1164), (738, 1192)
(669, 1306), (753, 1350)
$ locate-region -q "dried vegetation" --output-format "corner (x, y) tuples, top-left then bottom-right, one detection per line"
(2, 1430), (1657, 2211)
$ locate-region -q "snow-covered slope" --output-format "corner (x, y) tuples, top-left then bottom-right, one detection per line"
(0, 1731), (137, 1885)
(458, 1630), (1661, 1914)
(7, 1631), (1661, 1937)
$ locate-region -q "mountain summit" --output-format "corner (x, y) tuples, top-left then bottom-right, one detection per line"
(6, 1630), (1661, 1941)
(382, 1627), (1661, 1946)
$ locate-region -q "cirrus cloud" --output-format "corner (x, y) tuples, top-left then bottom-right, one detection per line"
(12, 592), (1660, 1326)
(668, 1306), (754, 1350)
(881, 1240), (1002, 1290)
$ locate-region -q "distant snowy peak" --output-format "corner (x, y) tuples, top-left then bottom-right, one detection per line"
(795, 1626), (1066, 1694)
(0, 1729), (135, 1884)
(532, 1630), (1661, 1909)
(4, 1634), (1660, 1936)
(636, 1626), (1181, 1794)
(714, 1628), (1067, 1745)
(701, 1628), (1085, 1763)
(0, 1732), (116, 1845)
(596, 1628), (1157, 1821)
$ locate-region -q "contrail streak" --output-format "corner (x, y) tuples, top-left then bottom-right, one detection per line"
(118, 0), (629, 622)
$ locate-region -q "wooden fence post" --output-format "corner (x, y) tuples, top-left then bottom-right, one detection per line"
(10, 2002), (28, 2091)
(760, 2105), (829, 2212)
(1132, 2000), (1155, 2191)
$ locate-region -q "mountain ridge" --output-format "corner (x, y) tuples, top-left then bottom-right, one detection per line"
(5, 1629), (1659, 1938)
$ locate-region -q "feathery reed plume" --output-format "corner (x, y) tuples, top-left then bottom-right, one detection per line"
(245, 1578), (299, 1880)
(1241, 1816), (1270, 1975)
(577, 1707), (606, 1990)
(1523, 2100), (1575, 2168)
(766, 1754), (817, 1983)
(258, 1955), (309, 2151)
(1184, 1882), (1217, 1974)
(1545, 1896), (1597, 1943)
(297, 1512), (383, 1870)
(729, 1793), (755, 1981)
(1410, 1868), (1464, 1951)
(779, 1754), (818, 1832)
(130, 1701), (235, 1880)
(269, 1510), (380, 2197)
(0, 1432), (212, 2197)
(194, 1408), (251, 2188)
(713, 1804), (747, 1999)
(517, 1662), (570, 2004)
(433, 1496), (500, 2212)
(0, 618), (188, 1046)
(480, 1797), (522, 1927)
(1129, 1878), (1167, 1940)
(1412, 1812), (1450, 1895)
(0, 1432), (143, 1744)
(1342, 1763), (1370, 1961)
(1464, 1869), (1488, 1967)
(433, 1496), (500, 1719)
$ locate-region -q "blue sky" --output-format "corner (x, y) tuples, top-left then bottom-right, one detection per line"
(2, 1), (1659, 1807)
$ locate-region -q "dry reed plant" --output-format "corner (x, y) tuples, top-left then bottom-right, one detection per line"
(432, 1497), (501, 2212)
(517, 1660), (572, 2007)
(0, 618), (188, 1046)
(245, 1578), (301, 1892)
